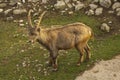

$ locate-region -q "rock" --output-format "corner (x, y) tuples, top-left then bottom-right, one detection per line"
(0, 8), (3, 13)
(68, 11), (74, 15)
(0, 3), (7, 8)
(54, 1), (66, 9)
(108, 21), (112, 24)
(116, 8), (120, 12)
(41, 0), (48, 4)
(114, 0), (118, 2)
(108, 10), (114, 14)
(19, 23), (25, 27)
(6, 16), (14, 21)
(4, 9), (13, 15)
(9, 2), (17, 6)
(29, 0), (39, 2)
(19, 19), (24, 23)
(95, 7), (103, 15)
(75, 2), (85, 11)
(60, 10), (66, 15)
(112, 2), (120, 10)
(86, 9), (94, 15)
(89, 4), (98, 10)
(92, 0), (99, 3)
(13, 9), (27, 15)
(100, 23), (110, 32)
(116, 11), (120, 16)
(99, 0), (112, 8)
(13, 20), (18, 23)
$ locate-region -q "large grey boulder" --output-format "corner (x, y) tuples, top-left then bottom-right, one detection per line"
(95, 7), (103, 15)
(112, 2), (120, 10)
(99, 0), (112, 8)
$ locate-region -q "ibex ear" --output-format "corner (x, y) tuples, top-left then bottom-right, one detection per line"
(37, 28), (40, 32)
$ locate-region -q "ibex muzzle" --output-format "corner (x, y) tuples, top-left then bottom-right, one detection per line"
(27, 10), (93, 71)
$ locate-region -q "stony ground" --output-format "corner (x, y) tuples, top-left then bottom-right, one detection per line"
(75, 55), (120, 80)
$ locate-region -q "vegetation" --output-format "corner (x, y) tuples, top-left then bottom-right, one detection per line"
(0, 13), (120, 80)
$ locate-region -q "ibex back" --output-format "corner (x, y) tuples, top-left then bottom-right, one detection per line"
(27, 10), (93, 71)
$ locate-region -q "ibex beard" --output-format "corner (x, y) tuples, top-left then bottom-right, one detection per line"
(27, 10), (93, 71)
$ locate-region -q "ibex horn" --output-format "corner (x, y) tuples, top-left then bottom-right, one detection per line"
(36, 11), (47, 28)
(28, 9), (34, 28)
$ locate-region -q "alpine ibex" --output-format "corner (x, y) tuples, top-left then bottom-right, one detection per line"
(27, 10), (93, 71)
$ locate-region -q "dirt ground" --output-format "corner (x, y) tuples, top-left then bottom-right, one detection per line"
(75, 55), (120, 80)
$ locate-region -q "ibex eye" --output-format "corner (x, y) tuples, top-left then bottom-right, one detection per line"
(29, 32), (35, 35)
(37, 28), (40, 32)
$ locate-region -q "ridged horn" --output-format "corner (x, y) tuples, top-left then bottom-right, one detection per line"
(36, 11), (47, 28)
(28, 9), (34, 28)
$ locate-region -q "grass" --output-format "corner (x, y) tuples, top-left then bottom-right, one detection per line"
(0, 13), (120, 80)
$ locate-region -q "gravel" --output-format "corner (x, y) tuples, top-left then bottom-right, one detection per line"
(75, 55), (120, 80)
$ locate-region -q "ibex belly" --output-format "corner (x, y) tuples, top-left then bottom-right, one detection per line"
(56, 32), (75, 50)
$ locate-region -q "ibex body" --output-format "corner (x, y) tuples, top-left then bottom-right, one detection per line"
(28, 10), (93, 71)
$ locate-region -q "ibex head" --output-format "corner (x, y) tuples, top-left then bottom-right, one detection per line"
(27, 10), (46, 43)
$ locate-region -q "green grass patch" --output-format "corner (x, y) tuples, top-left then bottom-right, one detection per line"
(0, 13), (120, 80)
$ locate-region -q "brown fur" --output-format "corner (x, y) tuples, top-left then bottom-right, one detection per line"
(27, 11), (93, 71)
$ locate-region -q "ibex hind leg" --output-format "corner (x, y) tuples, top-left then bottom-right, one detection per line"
(84, 44), (91, 61)
(75, 44), (85, 66)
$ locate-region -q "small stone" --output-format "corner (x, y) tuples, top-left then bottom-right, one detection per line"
(6, 16), (14, 21)
(13, 9), (27, 15)
(21, 50), (25, 53)
(86, 9), (94, 15)
(89, 4), (98, 10)
(0, 8), (3, 13)
(116, 11), (120, 16)
(19, 20), (24, 23)
(116, 8), (120, 12)
(75, 2), (85, 11)
(95, 7), (103, 15)
(22, 61), (26, 67)
(68, 11), (73, 15)
(13, 20), (18, 23)
(92, 0), (99, 3)
(100, 23), (110, 32)
(4, 9), (12, 15)
(108, 10), (114, 14)
(19, 23), (25, 27)
(108, 21), (112, 24)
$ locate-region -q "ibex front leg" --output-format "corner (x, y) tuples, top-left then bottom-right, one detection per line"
(49, 50), (58, 71)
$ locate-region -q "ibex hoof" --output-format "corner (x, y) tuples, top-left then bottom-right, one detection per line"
(46, 63), (52, 67)
(52, 68), (58, 72)
(77, 63), (81, 66)
(85, 58), (90, 62)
